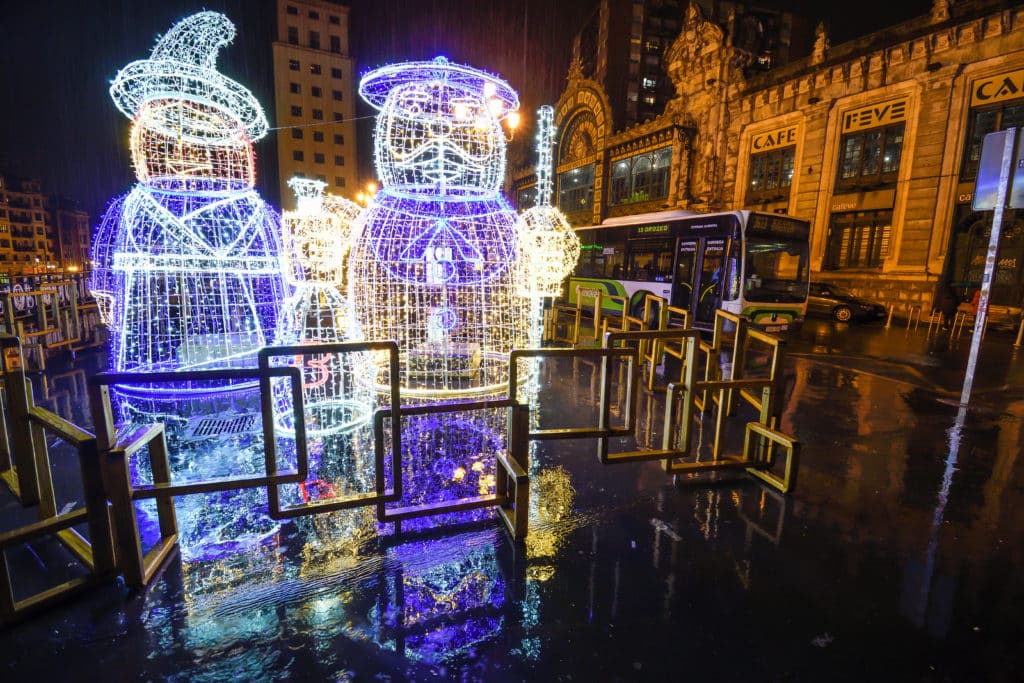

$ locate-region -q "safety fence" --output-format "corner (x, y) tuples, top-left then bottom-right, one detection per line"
(0, 313), (799, 623)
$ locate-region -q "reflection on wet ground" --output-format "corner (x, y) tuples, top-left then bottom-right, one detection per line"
(3, 320), (1024, 680)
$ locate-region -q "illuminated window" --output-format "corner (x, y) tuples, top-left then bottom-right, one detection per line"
(836, 123), (903, 190)
(960, 103), (1024, 180)
(557, 164), (595, 214)
(747, 147), (795, 204)
(608, 146), (671, 206)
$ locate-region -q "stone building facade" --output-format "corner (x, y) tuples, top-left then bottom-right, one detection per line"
(514, 0), (1024, 320)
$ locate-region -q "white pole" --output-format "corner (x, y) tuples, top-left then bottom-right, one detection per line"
(962, 128), (1016, 405)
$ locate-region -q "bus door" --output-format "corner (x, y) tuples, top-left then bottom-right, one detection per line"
(695, 239), (725, 326)
(671, 239), (697, 311)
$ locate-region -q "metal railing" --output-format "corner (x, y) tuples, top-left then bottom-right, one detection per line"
(1, 324), (801, 621)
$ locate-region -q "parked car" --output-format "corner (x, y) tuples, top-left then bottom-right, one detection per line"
(806, 282), (887, 322)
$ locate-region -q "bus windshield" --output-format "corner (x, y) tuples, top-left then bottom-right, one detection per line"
(743, 237), (809, 304)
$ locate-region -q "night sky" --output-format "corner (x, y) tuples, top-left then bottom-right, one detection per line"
(0, 0), (927, 220)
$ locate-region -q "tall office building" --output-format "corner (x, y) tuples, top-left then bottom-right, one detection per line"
(572, 0), (804, 130)
(272, 0), (358, 210)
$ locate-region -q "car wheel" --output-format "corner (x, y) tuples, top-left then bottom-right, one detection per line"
(833, 305), (853, 322)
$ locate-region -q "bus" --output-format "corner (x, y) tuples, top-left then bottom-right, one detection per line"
(568, 209), (811, 332)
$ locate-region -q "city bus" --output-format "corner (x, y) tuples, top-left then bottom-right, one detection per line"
(568, 209), (811, 332)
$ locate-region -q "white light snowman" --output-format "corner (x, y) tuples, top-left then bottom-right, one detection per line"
(348, 57), (531, 399)
(91, 12), (288, 401)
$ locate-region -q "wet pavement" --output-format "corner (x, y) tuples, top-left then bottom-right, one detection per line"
(3, 318), (1024, 681)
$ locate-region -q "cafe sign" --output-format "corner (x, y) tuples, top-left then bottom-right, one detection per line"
(752, 124), (798, 151)
(971, 68), (1024, 107)
(841, 97), (909, 133)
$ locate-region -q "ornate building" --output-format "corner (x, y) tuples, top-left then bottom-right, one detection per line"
(514, 0), (1024, 320)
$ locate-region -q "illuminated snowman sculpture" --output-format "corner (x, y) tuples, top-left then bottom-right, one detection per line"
(91, 12), (287, 400)
(349, 58), (531, 399)
(276, 178), (373, 435)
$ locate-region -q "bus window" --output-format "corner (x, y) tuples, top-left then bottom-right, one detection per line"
(672, 240), (697, 309)
(744, 238), (808, 303)
(626, 238), (673, 281)
(696, 239), (725, 324)
(723, 240), (740, 301)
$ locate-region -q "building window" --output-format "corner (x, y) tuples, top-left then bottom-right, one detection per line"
(288, 59), (300, 71)
(312, 109), (323, 120)
(557, 164), (596, 214)
(332, 90), (343, 101)
(286, 5), (297, 15)
(608, 146), (671, 206)
(517, 186), (538, 211)
(287, 26), (298, 45)
(334, 134), (345, 144)
(314, 153), (325, 164)
(835, 123), (904, 191)
(335, 177), (346, 187)
(330, 35), (341, 53)
(334, 155), (345, 166)
(310, 63), (321, 75)
(316, 174), (326, 183)
(308, 9), (319, 19)
(331, 67), (343, 79)
(332, 112), (343, 122)
(293, 150), (304, 161)
(746, 147), (795, 204)
(313, 131), (324, 142)
(642, 76), (657, 89)
(289, 82), (300, 94)
(291, 128), (303, 139)
(309, 31), (320, 50)
(960, 102), (1024, 180)
(290, 105), (302, 117)
(824, 210), (892, 270)
(311, 86), (322, 97)
(329, 15), (340, 25)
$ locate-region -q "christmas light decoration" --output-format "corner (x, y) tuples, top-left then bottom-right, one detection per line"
(516, 105), (580, 299)
(349, 57), (531, 398)
(90, 11), (288, 397)
(275, 178), (374, 436)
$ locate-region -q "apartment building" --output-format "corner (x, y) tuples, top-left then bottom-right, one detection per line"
(272, 0), (359, 210)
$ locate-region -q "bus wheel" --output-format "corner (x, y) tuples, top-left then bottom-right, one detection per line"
(833, 305), (853, 322)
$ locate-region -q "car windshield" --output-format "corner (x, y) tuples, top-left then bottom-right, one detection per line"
(743, 238), (808, 303)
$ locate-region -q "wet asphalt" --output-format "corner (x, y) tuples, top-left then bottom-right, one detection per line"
(1, 317), (1023, 682)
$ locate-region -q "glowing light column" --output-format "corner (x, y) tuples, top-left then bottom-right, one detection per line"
(348, 57), (530, 398)
(90, 11), (288, 397)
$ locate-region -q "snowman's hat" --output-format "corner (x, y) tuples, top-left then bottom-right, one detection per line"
(359, 56), (519, 121)
(109, 11), (268, 140)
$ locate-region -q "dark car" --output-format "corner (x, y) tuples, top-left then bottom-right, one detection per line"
(807, 282), (887, 322)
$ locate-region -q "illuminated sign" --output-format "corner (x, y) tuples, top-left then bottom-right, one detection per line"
(752, 124), (798, 151)
(841, 97), (908, 133)
(630, 223), (671, 238)
(971, 69), (1024, 107)
(747, 214), (810, 239)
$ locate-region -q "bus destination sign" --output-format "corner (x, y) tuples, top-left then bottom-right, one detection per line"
(747, 214), (810, 239)
(630, 223), (672, 238)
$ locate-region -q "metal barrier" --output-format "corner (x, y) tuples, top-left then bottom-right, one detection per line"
(0, 338), (116, 623)
(1, 321), (802, 621)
